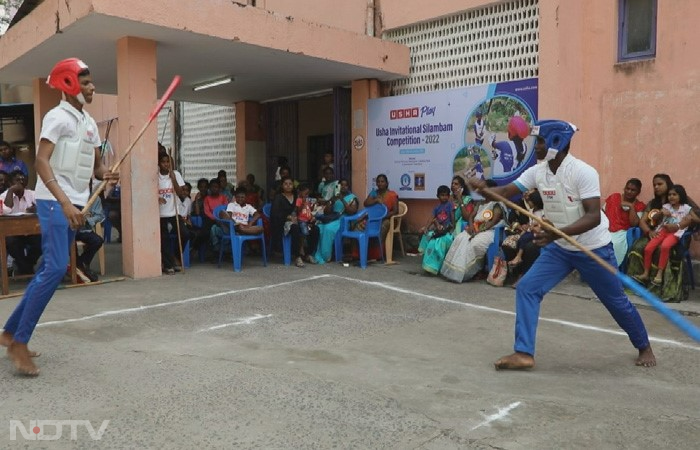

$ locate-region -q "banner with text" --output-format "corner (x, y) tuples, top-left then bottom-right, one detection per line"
(367, 78), (538, 199)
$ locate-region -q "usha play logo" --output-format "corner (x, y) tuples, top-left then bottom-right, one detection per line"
(390, 106), (437, 120)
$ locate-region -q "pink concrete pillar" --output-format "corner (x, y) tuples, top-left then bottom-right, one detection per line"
(116, 36), (161, 278)
(31, 78), (62, 149)
(350, 79), (380, 201)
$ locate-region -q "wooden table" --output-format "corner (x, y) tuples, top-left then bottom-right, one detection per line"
(0, 214), (41, 296)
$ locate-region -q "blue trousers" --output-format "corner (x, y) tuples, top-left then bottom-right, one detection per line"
(3, 200), (75, 344)
(514, 242), (650, 356)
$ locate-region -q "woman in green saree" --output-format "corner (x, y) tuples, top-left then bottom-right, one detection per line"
(421, 176), (475, 274)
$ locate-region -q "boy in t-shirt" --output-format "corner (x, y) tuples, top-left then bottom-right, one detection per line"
(295, 184), (315, 236)
(224, 187), (263, 235)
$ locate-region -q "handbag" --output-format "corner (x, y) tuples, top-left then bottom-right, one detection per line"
(486, 256), (508, 287)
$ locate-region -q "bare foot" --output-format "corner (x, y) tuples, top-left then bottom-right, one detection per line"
(0, 331), (40, 357)
(508, 256), (522, 266)
(494, 352), (535, 370)
(7, 342), (40, 376)
(635, 345), (656, 367)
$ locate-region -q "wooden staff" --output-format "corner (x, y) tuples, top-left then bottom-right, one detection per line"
(169, 147), (185, 274)
(476, 184), (700, 343)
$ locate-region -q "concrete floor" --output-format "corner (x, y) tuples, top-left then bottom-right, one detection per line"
(0, 246), (699, 449)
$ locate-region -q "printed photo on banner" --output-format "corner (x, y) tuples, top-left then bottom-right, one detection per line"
(367, 78), (538, 199)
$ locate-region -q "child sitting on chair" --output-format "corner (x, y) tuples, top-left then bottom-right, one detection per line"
(223, 187), (263, 235)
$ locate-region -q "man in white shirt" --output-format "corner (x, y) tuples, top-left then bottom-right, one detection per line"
(1, 58), (118, 376)
(469, 120), (655, 370)
(1, 170), (41, 275)
(158, 151), (191, 274)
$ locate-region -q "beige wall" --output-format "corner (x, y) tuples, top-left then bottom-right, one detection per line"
(297, 95), (333, 181)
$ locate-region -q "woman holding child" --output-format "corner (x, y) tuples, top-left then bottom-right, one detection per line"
(270, 177), (319, 268)
(440, 179), (506, 283)
(313, 178), (358, 264)
(625, 174), (699, 302)
(421, 176), (475, 274)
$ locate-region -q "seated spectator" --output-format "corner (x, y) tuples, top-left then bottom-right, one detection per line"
(635, 184), (692, 287)
(295, 184), (317, 263)
(218, 170), (234, 201)
(318, 151), (334, 183)
(361, 173), (399, 249)
(420, 185), (454, 274)
(1, 170), (40, 275)
(246, 173), (264, 204)
(317, 167), (339, 202)
(192, 178), (209, 217)
(195, 178), (229, 254)
(177, 182), (193, 223)
(75, 184), (106, 282)
(312, 178), (358, 264)
(0, 170), (9, 195)
(603, 178), (645, 266)
(270, 177), (319, 267)
(103, 183), (122, 242)
(0, 141), (29, 178)
(420, 176), (475, 273)
(440, 179), (506, 283)
(223, 187), (263, 235)
(502, 189), (544, 283)
(270, 165), (299, 201)
(625, 174), (699, 302)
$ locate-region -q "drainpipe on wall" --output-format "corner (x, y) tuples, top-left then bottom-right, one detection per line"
(366, 0), (375, 37)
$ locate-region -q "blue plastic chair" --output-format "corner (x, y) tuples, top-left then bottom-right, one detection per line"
(189, 215), (208, 263)
(486, 225), (506, 271)
(334, 204), (387, 268)
(213, 205), (267, 272)
(679, 227), (696, 290)
(103, 217), (113, 243)
(619, 226), (642, 271)
(262, 202), (291, 265)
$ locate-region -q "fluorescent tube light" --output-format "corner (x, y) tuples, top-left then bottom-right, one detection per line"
(193, 77), (233, 91)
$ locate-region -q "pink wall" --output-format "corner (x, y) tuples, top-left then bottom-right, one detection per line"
(539, 0), (700, 203)
(377, 0), (488, 32)
(261, 0), (369, 34)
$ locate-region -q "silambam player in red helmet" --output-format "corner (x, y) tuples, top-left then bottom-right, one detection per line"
(0, 58), (118, 376)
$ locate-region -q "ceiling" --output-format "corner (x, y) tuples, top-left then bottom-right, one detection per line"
(0, 7), (408, 106)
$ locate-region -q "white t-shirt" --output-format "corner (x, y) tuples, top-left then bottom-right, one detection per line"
(177, 196), (192, 218)
(35, 101), (101, 206)
(660, 203), (692, 237)
(1, 189), (36, 214)
(514, 155), (611, 251)
(158, 170), (185, 218)
(226, 202), (257, 225)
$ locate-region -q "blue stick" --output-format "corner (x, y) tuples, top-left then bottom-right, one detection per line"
(481, 186), (700, 343)
(618, 272), (700, 342)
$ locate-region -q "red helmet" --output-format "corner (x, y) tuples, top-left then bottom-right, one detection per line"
(46, 58), (89, 96)
(507, 115), (530, 140)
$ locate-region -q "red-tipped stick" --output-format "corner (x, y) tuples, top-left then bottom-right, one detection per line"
(82, 75), (182, 213)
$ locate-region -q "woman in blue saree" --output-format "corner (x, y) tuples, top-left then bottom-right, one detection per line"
(421, 176), (475, 274)
(313, 178), (358, 264)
